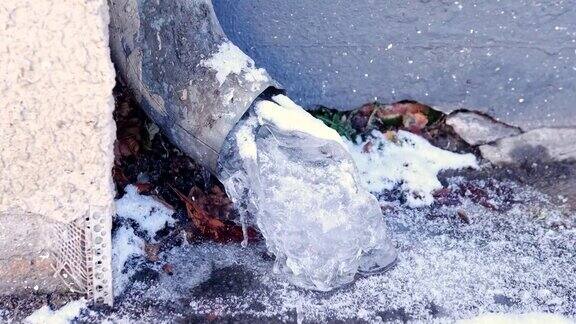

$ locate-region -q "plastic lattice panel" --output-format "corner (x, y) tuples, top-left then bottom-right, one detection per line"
(50, 209), (113, 305)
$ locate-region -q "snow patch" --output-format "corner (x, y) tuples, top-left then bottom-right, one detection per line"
(112, 225), (145, 296)
(255, 95), (345, 146)
(115, 185), (175, 240)
(201, 42), (268, 86)
(24, 299), (86, 324)
(112, 185), (177, 296)
(347, 130), (478, 207)
(459, 312), (574, 324)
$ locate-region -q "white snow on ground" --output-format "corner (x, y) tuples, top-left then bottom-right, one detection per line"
(115, 185), (175, 240)
(24, 299), (86, 324)
(77, 128), (574, 323)
(143, 244), (244, 301)
(346, 130), (478, 207)
(112, 225), (145, 296)
(91, 176), (575, 323)
(200, 42), (269, 86)
(112, 185), (177, 296)
(458, 312), (574, 324)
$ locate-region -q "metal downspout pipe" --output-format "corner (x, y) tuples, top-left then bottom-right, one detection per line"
(108, 0), (281, 173)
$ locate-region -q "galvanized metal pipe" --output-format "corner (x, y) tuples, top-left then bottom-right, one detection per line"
(109, 0), (280, 172)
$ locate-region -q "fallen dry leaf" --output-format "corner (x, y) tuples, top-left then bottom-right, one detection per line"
(362, 141), (374, 153)
(351, 103), (377, 131)
(391, 101), (429, 115)
(403, 112), (429, 132)
(457, 209), (471, 224)
(370, 101), (431, 132)
(116, 135), (140, 158)
(135, 182), (154, 194)
(162, 263), (174, 275)
(144, 243), (160, 262)
(171, 185), (259, 244)
(112, 167), (129, 187)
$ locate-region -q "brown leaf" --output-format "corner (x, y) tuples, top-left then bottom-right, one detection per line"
(351, 104), (376, 131)
(171, 185), (259, 244)
(458, 183), (496, 210)
(162, 263), (174, 275)
(116, 136), (140, 157)
(391, 101), (429, 115)
(403, 112), (429, 132)
(115, 114), (143, 158)
(362, 141), (374, 153)
(368, 102), (432, 133)
(358, 103), (376, 116)
(144, 243), (160, 262)
(457, 209), (471, 224)
(117, 101), (133, 117)
(432, 188), (461, 207)
(135, 182), (154, 194)
(112, 167), (129, 187)
(374, 105), (402, 120)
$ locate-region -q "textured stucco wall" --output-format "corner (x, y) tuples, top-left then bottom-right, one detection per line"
(0, 0), (116, 294)
(214, 0), (576, 131)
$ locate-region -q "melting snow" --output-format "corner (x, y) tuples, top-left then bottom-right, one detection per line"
(24, 299), (86, 324)
(234, 117), (258, 161)
(255, 95), (346, 146)
(112, 185), (177, 296)
(94, 183), (575, 321)
(112, 225), (145, 296)
(159, 182), (574, 322)
(115, 184), (175, 241)
(346, 130), (479, 207)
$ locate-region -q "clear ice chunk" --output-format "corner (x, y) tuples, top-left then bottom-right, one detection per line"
(217, 94), (397, 291)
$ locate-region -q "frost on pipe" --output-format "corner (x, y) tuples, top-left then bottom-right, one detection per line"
(218, 95), (397, 291)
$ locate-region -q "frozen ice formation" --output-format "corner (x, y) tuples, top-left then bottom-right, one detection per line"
(218, 95), (397, 291)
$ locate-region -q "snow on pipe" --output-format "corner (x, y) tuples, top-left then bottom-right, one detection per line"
(108, 0), (281, 173)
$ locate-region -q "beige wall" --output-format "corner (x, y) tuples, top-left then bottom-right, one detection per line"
(0, 0), (115, 300)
